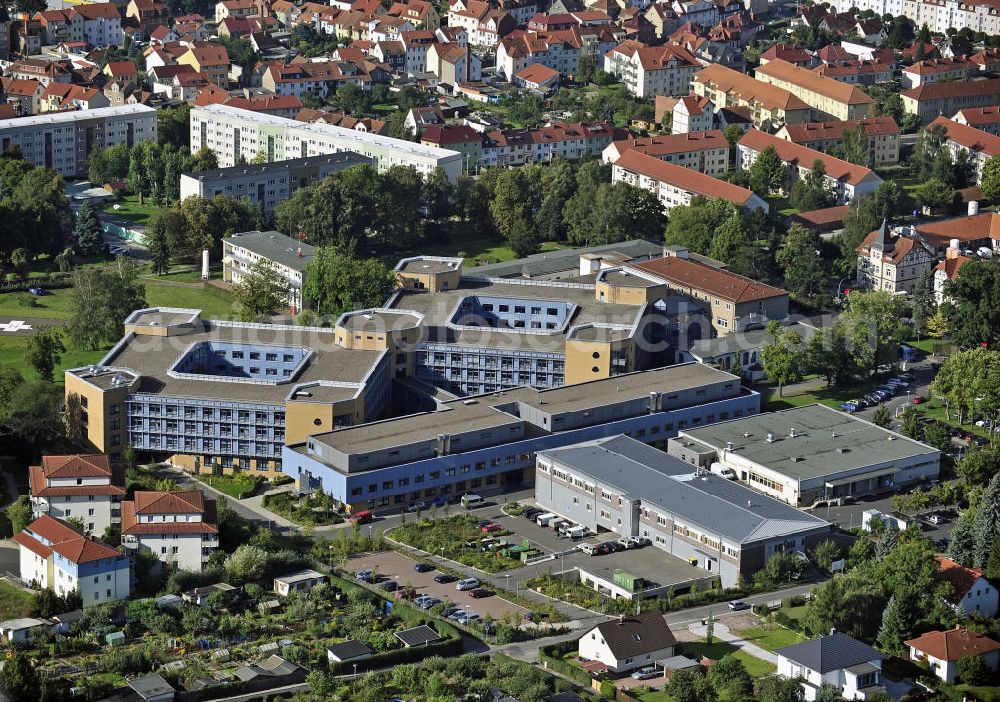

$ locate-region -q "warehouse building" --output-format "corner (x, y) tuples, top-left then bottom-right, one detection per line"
(190, 104), (462, 178)
(534, 435), (831, 587)
(283, 363), (760, 511)
(668, 404), (941, 507)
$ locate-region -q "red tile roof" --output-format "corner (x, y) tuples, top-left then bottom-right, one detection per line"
(421, 124), (482, 145)
(694, 63), (811, 113)
(739, 129), (878, 187)
(936, 556), (987, 599)
(633, 254), (788, 303)
(779, 116), (900, 142)
(514, 62), (559, 84)
(930, 115), (1000, 157)
(935, 254), (972, 281)
(760, 43), (812, 64)
(611, 129), (729, 158)
(121, 493), (218, 536)
(954, 105), (1000, 126)
(72, 3), (121, 20)
(792, 204), (850, 226)
(903, 79), (1000, 102)
(916, 212), (1000, 246)
(755, 58), (874, 106)
(133, 490), (206, 514)
(17, 516), (121, 564)
(906, 627), (1000, 662)
(40, 454), (112, 478)
(905, 56), (977, 75)
(613, 150), (761, 210)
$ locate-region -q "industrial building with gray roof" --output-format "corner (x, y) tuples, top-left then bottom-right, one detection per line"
(671, 403), (941, 507)
(534, 434), (831, 587)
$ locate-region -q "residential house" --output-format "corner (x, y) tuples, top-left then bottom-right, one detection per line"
(297, 108), (389, 134)
(692, 63), (812, 129)
(612, 149), (768, 219)
(906, 626), (1000, 684)
(855, 220), (936, 295)
(32, 10), (74, 45)
(933, 243), (972, 304)
(496, 30), (582, 81)
(513, 62), (560, 91)
(103, 79), (141, 106)
(911, 212), (1000, 256)
(0, 619), (49, 643)
(602, 40), (699, 98)
(629, 246), (787, 334)
(448, 0), (516, 47)
(386, 0), (441, 29)
(39, 82), (109, 112)
(953, 106), (1000, 136)
(813, 59), (893, 86)
(759, 43), (813, 66)
(774, 116), (900, 166)
(936, 555), (998, 618)
(427, 43), (482, 84)
(178, 44), (231, 86)
(902, 56), (978, 89)
(669, 94), (713, 133)
(755, 58), (875, 121)
(121, 490), (219, 573)
(261, 60), (369, 98)
(578, 611), (678, 673)
(930, 115), (1000, 185)
(684, 321), (818, 381)
(6, 58), (73, 87)
(401, 30), (439, 73)
(274, 569), (329, 596)
(104, 60), (139, 85)
(373, 40), (406, 73)
(215, 0), (260, 22)
(126, 0), (169, 38)
(29, 455), (124, 538)
(602, 130), (730, 176)
(775, 632), (885, 701)
(221, 230), (317, 312)
(481, 121), (618, 167)
(738, 129), (883, 203)
(404, 105), (445, 134)
(14, 515), (131, 607)
(902, 80), (1000, 124)
(72, 4), (125, 47)
(420, 124), (483, 172)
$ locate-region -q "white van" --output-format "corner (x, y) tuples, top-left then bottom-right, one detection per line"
(461, 494), (484, 508)
(710, 462), (737, 480)
(535, 512), (558, 527)
(566, 526), (588, 540)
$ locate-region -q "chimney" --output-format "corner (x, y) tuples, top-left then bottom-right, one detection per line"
(947, 239), (961, 260)
(296, 246), (302, 257)
(725, 441), (733, 451)
(968, 200), (979, 216)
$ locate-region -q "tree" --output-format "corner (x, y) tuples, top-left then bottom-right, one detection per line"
(54, 247), (73, 273)
(708, 654), (752, 698)
(777, 224), (828, 306)
(67, 257), (147, 351)
(942, 261), (1000, 349)
(24, 327), (65, 381)
(926, 310), (949, 338)
(576, 53), (597, 84)
(805, 322), (859, 388)
(812, 539), (842, 572)
(972, 472), (1000, 567)
(224, 544), (269, 583)
(948, 509), (977, 566)
(233, 260), (290, 321)
(872, 404), (891, 428)
(789, 159), (834, 211)
(931, 348), (1000, 424)
(87, 143), (131, 187)
(985, 538), (1000, 582)
(762, 321), (805, 397)
(0, 650), (39, 702)
(958, 654), (989, 685)
(302, 247), (394, 318)
(665, 668), (716, 702)
(911, 268), (936, 337)
(982, 153), (1000, 202)
(756, 675), (804, 702)
(839, 125), (872, 167)
(803, 571), (885, 641)
(815, 684), (847, 702)
(6, 496), (31, 535)
(375, 165), (425, 248)
(664, 198), (743, 255)
(914, 178), (953, 214)
(145, 210), (173, 275)
(30, 588), (62, 618)
(748, 145), (786, 195)
(507, 217), (540, 258)
(838, 182), (906, 269)
(922, 422), (951, 451)
(490, 167), (540, 243)
(876, 594), (908, 655)
(275, 165), (377, 250)
(843, 290), (910, 370)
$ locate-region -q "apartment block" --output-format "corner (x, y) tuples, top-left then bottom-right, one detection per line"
(755, 59), (874, 121)
(479, 121), (618, 168)
(222, 230), (316, 314)
(856, 221), (936, 295)
(828, 0), (1000, 38)
(29, 455), (125, 537)
(902, 80), (1000, 124)
(15, 516), (130, 607)
(190, 104), (462, 179)
(0, 105), (157, 178)
(902, 57), (979, 89)
(180, 152), (370, 213)
(738, 129), (883, 203)
(930, 115), (1000, 185)
(692, 64), (812, 129)
(774, 116), (900, 166)
(603, 40), (700, 98)
(953, 106), (1000, 136)
(284, 364), (760, 511)
(121, 491), (219, 572)
(602, 130), (731, 176)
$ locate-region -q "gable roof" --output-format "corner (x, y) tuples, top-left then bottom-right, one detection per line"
(903, 79), (1000, 102)
(613, 149), (761, 210)
(915, 212), (1000, 247)
(930, 115), (1000, 157)
(936, 556), (987, 600)
(739, 129), (879, 187)
(590, 611), (677, 659)
(132, 490), (206, 514)
(514, 62), (560, 83)
(857, 227), (931, 265)
(935, 254), (972, 281)
(776, 632), (881, 673)
(632, 251), (787, 303)
(954, 105), (1000, 127)
(779, 116), (899, 143)
(39, 454), (112, 478)
(906, 627), (1000, 662)
(611, 129), (729, 158)
(755, 58), (874, 106)
(693, 63), (811, 113)
(326, 640), (373, 659)
(14, 515), (121, 564)
(394, 624), (442, 646)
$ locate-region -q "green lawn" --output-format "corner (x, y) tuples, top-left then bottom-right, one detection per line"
(196, 474), (261, 499)
(0, 336), (109, 381)
(0, 288), (76, 319)
(779, 603), (809, 623)
(633, 690), (675, 702)
(912, 398), (993, 440)
(740, 625), (807, 652)
(104, 194), (159, 226)
(140, 262), (222, 283)
(763, 380), (880, 412)
(677, 641), (776, 677)
(0, 581), (33, 620)
(144, 282), (235, 319)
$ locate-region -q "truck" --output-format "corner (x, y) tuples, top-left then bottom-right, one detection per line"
(710, 462), (737, 480)
(535, 512), (558, 527)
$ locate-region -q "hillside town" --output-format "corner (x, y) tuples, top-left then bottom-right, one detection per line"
(2, 0), (1000, 699)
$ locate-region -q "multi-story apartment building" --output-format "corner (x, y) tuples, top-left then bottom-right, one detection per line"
(738, 129), (883, 203)
(284, 363), (762, 511)
(934, 242), (972, 305)
(180, 153), (370, 214)
(190, 104), (462, 179)
(178, 44), (231, 86)
(774, 116), (900, 166)
(479, 121), (618, 167)
(953, 106), (1000, 136)
(14, 516), (130, 607)
(496, 30), (582, 80)
(222, 231), (315, 314)
(260, 60), (371, 98)
(602, 130), (731, 176)
(813, 59), (893, 86)
(902, 80), (1000, 124)
(447, 0), (517, 47)
(29, 455), (125, 537)
(121, 490), (219, 572)
(72, 3), (125, 47)
(930, 115), (1000, 185)
(2, 78), (44, 116)
(611, 150), (768, 216)
(755, 59), (874, 121)
(0, 105), (157, 178)
(692, 64), (812, 130)
(627, 248), (789, 336)
(602, 40), (700, 98)
(669, 94), (714, 133)
(902, 57), (979, 90)
(828, 0), (1000, 37)
(856, 220), (936, 295)
(533, 434), (831, 586)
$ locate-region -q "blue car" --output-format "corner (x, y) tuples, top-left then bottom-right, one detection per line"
(414, 562), (434, 573)
(840, 402), (859, 412)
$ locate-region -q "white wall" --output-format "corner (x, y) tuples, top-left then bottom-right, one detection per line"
(135, 533), (212, 572)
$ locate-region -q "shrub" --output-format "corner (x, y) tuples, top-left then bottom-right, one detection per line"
(16, 293), (37, 308)
(782, 594), (806, 608)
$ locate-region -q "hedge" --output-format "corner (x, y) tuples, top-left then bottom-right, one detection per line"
(539, 641), (592, 687)
(327, 632), (464, 675)
(0, 274), (73, 293)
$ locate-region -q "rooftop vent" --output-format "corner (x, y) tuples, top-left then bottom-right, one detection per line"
(725, 441), (734, 451)
(742, 431), (751, 438)
(831, 431), (837, 438)
(789, 427), (796, 438)
(837, 447), (849, 453)
(766, 432), (774, 443)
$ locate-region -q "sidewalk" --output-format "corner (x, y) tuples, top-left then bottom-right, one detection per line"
(687, 622), (777, 665)
(163, 467), (296, 529)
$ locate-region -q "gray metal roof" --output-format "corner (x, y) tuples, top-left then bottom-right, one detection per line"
(326, 640), (373, 660)
(688, 321), (818, 360)
(678, 404), (939, 483)
(467, 239), (663, 278)
(394, 624), (442, 647)
(775, 632), (882, 673)
(127, 673), (175, 699)
(224, 230), (316, 273)
(539, 435), (829, 545)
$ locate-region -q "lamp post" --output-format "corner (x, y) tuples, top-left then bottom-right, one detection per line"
(837, 276), (852, 305)
(367, 524), (373, 543)
(353, 663), (357, 678)
(503, 573), (511, 594)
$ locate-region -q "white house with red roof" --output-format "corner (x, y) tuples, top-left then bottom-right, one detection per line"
(14, 515), (130, 607)
(906, 626), (1000, 683)
(603, 40), (700, 98)
(513, 62), (560, 90)
(29, 455), (125, 536)
(934, 241), (973, 305)
(121, 491), (219, 573)
(936, 555), (998, 618)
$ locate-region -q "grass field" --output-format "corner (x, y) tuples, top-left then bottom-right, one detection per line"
(0, 336), (109, 382)
(0, 288), (76, 319)
(633, 690), (674, 702)
(104, 194), (159, 226)
(677, 641), (776, 677)
(0, 581), (33, 620)
(196, 474), (261, 499)
(740, 625), (806, 652)
(144, 282), (235, 319)
(763, 380), (880, 412)
(418, 230), (569, 267)
(140, 262), (222, 283)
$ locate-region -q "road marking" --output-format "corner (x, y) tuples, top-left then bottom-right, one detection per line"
(0, 320), (31, 333)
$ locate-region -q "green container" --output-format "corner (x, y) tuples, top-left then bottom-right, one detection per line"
(613, 569), (642, 592)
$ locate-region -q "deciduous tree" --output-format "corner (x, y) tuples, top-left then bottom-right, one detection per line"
(748, 145), (786, 195)
(233, 260), (289, 321)
(762, 321), (806, 397)
(25, 327), (65, 381)
(777, 224), (828, 306)
(68, 257), (146, 350)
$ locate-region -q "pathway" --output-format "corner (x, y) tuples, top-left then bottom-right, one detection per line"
(686, 621), (777, 665)
(162, 467), (296, 530)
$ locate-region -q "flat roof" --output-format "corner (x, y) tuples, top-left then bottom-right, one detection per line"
(0, 104), (156, 130)
(540, 435), (829, 544)
(397, 257), (462, 274)
(679, 403), (939, 482)
(467, 239), (662, 278)
(338, 310), (422, 332)
(126, 308), (202, 328)
(568, 325), (633, 342)
(225, 230), (316, 272)
(80, 315), (383, 404)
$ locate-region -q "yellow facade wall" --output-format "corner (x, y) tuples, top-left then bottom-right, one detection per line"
(564, 339), (613, 385)
(595, 281), (667, 305)
(64, 374), (129, 460)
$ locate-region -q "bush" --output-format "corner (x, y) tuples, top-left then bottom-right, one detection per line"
(16, 293), (37, 308)
(271, 474), (294, 487)
(782, 595), (806, 608)
(539, 641), (592, 687)
(752, 604), (770, 617)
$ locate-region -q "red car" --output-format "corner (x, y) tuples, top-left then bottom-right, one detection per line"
(480, 524), (501, 533)
(912, 395), (926, 405)
(468, 588), (493, 598)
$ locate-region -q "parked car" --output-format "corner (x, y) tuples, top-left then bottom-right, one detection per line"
(840, 401), (860, 412)
(414, 562), (434, 573)
(631, 667), (659, 680)
(578, 543), (600, 555)
(405, 501), (428, 513)
(460, 613), (481, 623)
(927, 514), (947, 525)
(434, 573), (458, 584)
(912, 395), (926, 405)
(456, 578), (480, 591)
(356, 570), (374, 583)
(635, 536), (652, 547)
(481, 523), (502, 533)
(600, 541), (623, 553)
(523, 508), (543, 520)
(380, 580), (399, 592)
(468, 588), (493, 599)
(27, 287), (48, 296)
(728, 600), (750, 611)
(419, 598), (442, 610)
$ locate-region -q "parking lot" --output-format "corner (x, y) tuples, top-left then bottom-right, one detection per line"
(817, 492), (955, 544)
(345, 550), (528, 621)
